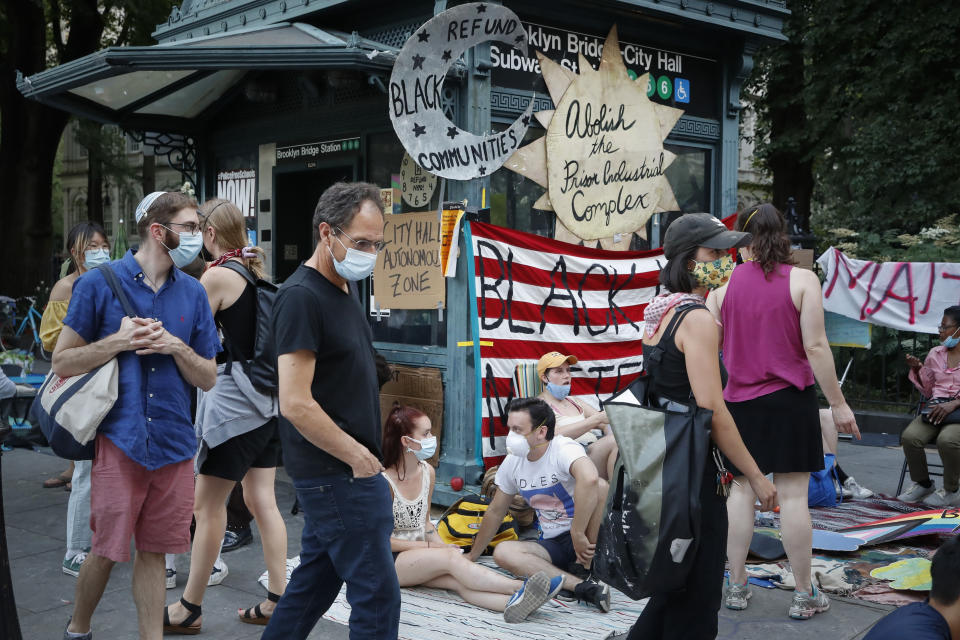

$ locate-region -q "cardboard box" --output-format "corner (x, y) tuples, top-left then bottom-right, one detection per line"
(792, 248), (814, 270)
(379, 365), (444, 467)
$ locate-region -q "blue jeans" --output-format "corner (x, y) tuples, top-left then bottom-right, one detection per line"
(261, 473), (400, 640)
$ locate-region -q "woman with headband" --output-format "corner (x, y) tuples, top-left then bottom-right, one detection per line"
(706, 203), (858, 620)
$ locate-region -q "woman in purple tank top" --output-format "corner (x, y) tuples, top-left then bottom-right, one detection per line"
(707, 204), (858, 621)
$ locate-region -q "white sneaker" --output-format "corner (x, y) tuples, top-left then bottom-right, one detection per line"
(842, 477), (874, 499)
(208, 556), (229, 586)
(924, 487), (960, 507)
(788, 586), (830, 619)
(258, 556), (300, 591)
(897, 482), (935, 503)
(165, 568), (177, 590)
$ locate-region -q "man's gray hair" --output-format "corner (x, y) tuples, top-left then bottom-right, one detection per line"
(312, 182), (385, 230)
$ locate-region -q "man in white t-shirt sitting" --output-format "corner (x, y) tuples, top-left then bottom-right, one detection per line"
(467, 397), (611, 612)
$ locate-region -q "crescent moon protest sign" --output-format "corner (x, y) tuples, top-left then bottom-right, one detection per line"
(388, 2), (535, 181)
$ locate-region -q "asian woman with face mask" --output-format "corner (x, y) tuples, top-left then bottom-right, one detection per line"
(380, 404), (556, 623)
(38, 222), (110, 577)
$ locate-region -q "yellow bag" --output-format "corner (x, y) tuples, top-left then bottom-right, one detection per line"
(436, 496), (518, 554)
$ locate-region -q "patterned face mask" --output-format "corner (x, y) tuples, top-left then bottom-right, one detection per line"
(690, 254), (735, 290)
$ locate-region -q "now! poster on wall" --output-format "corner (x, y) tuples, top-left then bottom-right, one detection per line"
(372, 211), (445, 310)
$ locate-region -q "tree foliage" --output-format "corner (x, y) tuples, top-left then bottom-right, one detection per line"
(748, 0), (960, 251)
(0, 0), (177, 294)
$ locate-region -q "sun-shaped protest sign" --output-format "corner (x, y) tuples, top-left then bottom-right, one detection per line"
(505, 26), (684, 248)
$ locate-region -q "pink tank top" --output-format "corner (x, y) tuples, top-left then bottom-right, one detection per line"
(721, 262), (815, 402)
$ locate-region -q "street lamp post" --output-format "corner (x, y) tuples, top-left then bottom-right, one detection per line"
(0, 419), (24, 640)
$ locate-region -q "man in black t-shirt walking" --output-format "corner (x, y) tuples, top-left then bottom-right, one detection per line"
(262, 182), (399, 640)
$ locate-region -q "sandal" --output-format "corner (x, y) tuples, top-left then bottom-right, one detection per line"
(238, 590), (281, 626)
(42, 473), (71, 489)
(163, 597), (202, 635)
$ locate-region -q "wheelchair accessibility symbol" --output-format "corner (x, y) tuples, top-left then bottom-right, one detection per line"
(675, 78), (690, 104)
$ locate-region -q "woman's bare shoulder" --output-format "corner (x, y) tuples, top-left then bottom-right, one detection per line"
(48, 275), (77, 301)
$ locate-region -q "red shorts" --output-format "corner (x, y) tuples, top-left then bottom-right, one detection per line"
(90, 435), (194, 562)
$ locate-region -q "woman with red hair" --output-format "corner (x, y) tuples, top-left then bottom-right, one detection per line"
(382, 404), (560, 623)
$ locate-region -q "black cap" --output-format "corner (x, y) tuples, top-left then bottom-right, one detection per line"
(662, 213), (752, 259)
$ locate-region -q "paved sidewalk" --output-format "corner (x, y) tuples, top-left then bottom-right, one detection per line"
(3, 438), (905, 639)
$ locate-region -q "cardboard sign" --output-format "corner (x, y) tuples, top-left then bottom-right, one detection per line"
(380, 365), (444, 467)
(792, 248), (814, 270)
(388, 2), (533, 180)
(373, 211), (444, 309)
(818, 247), (960, 334)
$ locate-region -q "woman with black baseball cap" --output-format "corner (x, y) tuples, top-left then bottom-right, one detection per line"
(630, 213), (776, 640)
(708, 203), (857, 621)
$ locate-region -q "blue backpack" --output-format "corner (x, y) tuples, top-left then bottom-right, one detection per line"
(808, 453), (841, 507)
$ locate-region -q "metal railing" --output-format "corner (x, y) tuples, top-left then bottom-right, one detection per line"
(831, 326), (939, 414)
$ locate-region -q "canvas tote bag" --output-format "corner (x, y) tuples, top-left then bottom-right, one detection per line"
(31, 264), (138, 459)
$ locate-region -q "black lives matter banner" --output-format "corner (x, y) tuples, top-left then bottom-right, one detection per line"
(467, 221), (664, 468)
(492, 21), (720, 120)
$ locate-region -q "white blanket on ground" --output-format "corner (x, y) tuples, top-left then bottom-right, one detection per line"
(319, 557), (646, 640)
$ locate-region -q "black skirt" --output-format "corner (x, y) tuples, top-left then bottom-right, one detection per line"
(724, 385), (824, 476)
(199, 417), (282, 482)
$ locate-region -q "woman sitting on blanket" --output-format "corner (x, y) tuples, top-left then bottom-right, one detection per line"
(382, 404), (561, 623)
(535, 351), (618, 481)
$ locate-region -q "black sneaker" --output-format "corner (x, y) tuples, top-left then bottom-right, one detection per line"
(574, 579), (611, 612)
(221, 527), (253, 553)
(63, 618), (92, 640)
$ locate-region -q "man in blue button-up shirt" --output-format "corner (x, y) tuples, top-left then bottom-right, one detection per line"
(57, 192), (219, 640)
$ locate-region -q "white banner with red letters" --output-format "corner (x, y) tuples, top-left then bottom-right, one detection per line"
(818, 247), (960, 335)
(467, 221), (665, 468)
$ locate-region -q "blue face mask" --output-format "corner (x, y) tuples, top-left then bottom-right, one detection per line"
(546, 382), (571, 401)
(944, 328), (960, 349)
(161, 228), (203, 269)
(83, 248), (110, 269)
(328, 241), (377, 281)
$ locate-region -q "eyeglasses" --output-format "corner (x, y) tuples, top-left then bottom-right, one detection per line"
(939, 325), (959, 332)
(336, 227), (385, 253)
(162, 221), (201, 236)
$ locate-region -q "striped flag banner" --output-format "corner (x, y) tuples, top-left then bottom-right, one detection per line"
(466, 221), (666, 469)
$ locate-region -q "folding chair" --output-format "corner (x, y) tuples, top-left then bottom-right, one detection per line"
(896, 396), (945, 496)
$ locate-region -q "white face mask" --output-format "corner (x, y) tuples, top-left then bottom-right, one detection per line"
(505, 430), (534, 457)
(405, 435), (437, 461)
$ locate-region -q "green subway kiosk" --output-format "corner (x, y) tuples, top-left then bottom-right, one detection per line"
(19, 0), (787, 503)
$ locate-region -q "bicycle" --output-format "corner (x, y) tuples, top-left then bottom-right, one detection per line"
(0, 296), (51, 361)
